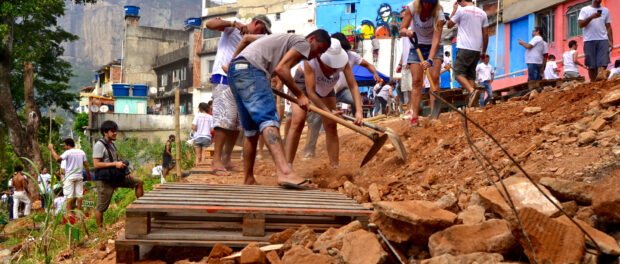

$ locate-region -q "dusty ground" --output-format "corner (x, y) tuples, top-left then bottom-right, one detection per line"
(45, 79), (620, 263)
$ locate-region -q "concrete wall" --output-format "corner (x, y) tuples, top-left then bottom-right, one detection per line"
(122, 24), (188, 88)
(90, 113), (194, 141)
(114, 97), (148, 114)
(266, 1), (317, 36)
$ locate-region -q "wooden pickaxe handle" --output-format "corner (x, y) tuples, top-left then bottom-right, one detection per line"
(271, 88), (378, 141)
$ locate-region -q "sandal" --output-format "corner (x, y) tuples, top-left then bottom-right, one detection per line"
(279, 179), (315, 190)
(212, 168), (231, 176)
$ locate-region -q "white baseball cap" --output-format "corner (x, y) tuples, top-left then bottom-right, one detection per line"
(320, 38), (348, 69)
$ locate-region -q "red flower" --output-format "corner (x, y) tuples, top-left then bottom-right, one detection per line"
(85, 212), (90, 218)
(69, 216), (76, 225)
(62, 217), (67, 224)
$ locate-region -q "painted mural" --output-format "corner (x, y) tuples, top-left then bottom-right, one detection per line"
(316, 0), (405, 39)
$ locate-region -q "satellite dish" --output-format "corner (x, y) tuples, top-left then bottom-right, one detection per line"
(90, 105), (99, 113)
(100, 105), (109, 113)
(149, 87), (157, 94)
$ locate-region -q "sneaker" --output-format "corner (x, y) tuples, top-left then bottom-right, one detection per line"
(401, 110), (413, 120)
(409, 116), (419, 127)
(302, 152), (314, 160)
(467, 90), (480, 107)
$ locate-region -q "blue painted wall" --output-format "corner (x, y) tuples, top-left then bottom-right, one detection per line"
(486, 23), (506, 76)
(115, 97), (147, 114)
(508, 14), (535, 75)
(316, 0), (407, 38)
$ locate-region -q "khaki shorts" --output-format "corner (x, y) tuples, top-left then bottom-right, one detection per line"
(63, 177), (84, 199)
(401, 68), (413, 92)
(213, 83), (242, 131)
(95, 175), (143, 212)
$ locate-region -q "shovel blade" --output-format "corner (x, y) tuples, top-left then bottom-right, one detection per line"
(430, 96), (441, 120)
(385, 128), (407, 162)
(360, 134), (389, 167)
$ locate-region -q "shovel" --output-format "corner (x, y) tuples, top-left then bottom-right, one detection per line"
(342, 114), (407, 162)
(272, 88), (388, 167)
(409, 33), (442, 119)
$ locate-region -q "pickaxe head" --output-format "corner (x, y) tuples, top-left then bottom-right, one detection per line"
(360, 134), (389, 167)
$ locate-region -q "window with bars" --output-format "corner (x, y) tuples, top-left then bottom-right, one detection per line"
(346, 3), (356, 14)
(536, 9), (554, 44)
(566, 1), (590, 39)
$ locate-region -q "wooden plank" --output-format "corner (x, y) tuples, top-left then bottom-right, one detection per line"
(125, 212), (150, 236)
(127, 204), (372, 217)
(116, 234), (270, 249)
(138, 195), (360, 206)
(132, 199), (366, 210)
(115, 243), (139, 264)
(145, 190), (352, 200)
(126, 228), (274, 241)
(243, 213), (265, 237)
(151, 220), (342, 231)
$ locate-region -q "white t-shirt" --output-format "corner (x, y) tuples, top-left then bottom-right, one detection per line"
(334, 51), (363, 93)
(295, 59), (343, 97)
(609, 68), (620, 80)
(407, 3), (445, 45)
(544, 61), (559, 79)
(476, 63), (494, 82)
(53, 196), (66, 215)
(38, 173), (51, 193)
(451, 5), (489, 52)
(562, 50), (579, 73)
(211, 18), (243, 77)
(401, 37), (411, 66)
(377, 84), (392, 100)
(524, 36), (546, 64)
(192, 113), (213, 139)
(60, 148), (87, 181)
(578, 6), (611, 42)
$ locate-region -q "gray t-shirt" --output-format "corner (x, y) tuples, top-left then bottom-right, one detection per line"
(238, 33), (311, 75)
(93, 139), (119, 163)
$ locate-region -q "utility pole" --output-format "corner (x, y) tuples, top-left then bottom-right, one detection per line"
(174, 86), (181, 180)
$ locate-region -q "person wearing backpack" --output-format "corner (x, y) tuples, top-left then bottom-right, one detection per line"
(92, 120), (143, 228)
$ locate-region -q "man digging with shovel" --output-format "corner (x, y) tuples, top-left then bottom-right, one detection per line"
(284, 38), (364, 169)
(226, 30), (331, 189)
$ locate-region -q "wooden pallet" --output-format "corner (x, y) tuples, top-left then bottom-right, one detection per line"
(115, 183), (372, 263)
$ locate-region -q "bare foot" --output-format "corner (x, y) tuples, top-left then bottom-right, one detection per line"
(244, 176), (258, 185)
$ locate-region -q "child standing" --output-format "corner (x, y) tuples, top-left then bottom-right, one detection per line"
(192, 101), (214, 165)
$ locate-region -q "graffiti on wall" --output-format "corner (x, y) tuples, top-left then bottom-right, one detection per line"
(339, 3), (403, 39)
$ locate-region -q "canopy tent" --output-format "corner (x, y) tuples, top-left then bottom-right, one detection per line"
(352, 65), (390, 86)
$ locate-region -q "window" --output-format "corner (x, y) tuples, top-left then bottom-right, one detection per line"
(566, 1), (590, 39)
(161, 74), (168, 86)
(536, 9), (554, 43)
(276, 13), (281, 21)
(346, 3), (356, 14)
(203, 28), (221, 39)
(287, 30), (295, 34)
(181, 67), (187, 81)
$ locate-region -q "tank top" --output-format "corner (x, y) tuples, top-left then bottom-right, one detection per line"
(294, 59), (343, 97)
(563, 50), (578, 73)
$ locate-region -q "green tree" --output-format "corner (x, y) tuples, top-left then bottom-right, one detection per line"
(0, 0), (96, 172)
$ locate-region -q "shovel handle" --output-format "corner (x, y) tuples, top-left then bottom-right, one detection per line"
(272, 88), (378, 140)
(342, 114), (385, 133)
(410, 34), (440, 95)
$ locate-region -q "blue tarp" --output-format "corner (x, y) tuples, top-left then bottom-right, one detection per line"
(353, 65), (390, 86)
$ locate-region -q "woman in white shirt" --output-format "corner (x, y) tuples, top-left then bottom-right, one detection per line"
(563, 40), (585, 78)
(284, 39), (363, 169)
(399, 0), (445, 127)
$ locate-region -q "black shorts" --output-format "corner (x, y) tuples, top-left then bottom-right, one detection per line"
(453, 49), (481, 80)
(162, 155), (175, 169)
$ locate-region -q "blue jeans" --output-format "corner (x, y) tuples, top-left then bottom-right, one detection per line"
(478, 81), (492, 107)
(228, 58), (280, 137)
(527, 63), (542, 81)
(336, 89), (357, 116)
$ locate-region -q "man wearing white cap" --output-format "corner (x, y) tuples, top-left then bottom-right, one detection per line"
(284, 39), (364, 169)
(205, 15), (271, 175)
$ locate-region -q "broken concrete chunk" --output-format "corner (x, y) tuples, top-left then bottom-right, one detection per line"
(341, 230), (387, 264)
(538, 177), (594, 204)
(523, 106), (542, 115)
(578, 131), (597, 145)
(555, 215), (620, 256)
(240, 243), (266, 264)
(601, 88), (620, 107)
(457, 205), (485, 225)
(428, 219), (519, 257)
(368, 183), (381, 202)
(281, 245), (338, 264)
(420, 252), (504, 264)
(434, 193), (459, 213)
(509, 207), (585, 264)
(477, 177), (561, 218)
(591, 169), (620, 223)
(588, 117), (607, 131)
(282, 225), (317, 251)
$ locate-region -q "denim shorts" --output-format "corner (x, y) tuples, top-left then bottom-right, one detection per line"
(193, 136), (211, 148)
(407, 44), (444, 64)
(228, 57), (280, 137)
(583, 40), (610, 69)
